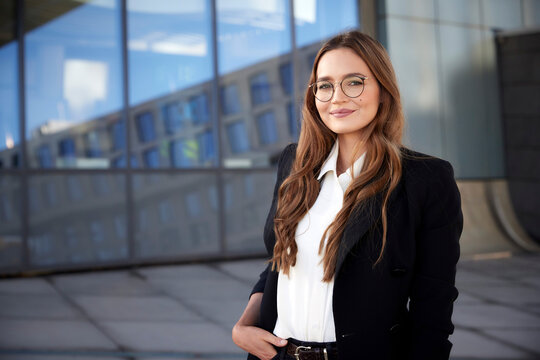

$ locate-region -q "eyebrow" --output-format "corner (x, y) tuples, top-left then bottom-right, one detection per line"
(316, 72), (367, 81)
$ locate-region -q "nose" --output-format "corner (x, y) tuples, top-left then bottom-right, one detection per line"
(331, 83), (347, 103)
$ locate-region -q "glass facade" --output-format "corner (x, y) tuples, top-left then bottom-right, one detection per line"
(3, 0), (533, 273)
(0, 0), (359, 274)
(28, 174), (126, 266)
(24, 0), (124, 169)
(0, 0), (19, 169)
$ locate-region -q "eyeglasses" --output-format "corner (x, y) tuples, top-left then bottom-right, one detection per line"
(309, 75), (368, 102)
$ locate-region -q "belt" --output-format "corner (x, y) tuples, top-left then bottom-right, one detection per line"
(285, 339), (338, 360)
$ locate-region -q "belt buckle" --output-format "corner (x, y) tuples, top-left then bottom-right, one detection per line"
(294, 345), (311, 360)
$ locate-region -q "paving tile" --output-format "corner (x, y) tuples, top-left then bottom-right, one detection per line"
(453, 304), (540, 328)
(0, 294), (81, 319)
(485, 329), (540, 356)
(73, 295), (202, 322)
(149, 278), (251, 301)
(52, 271), (157, 297)
(216, 259), (267, 284)
(100, 321), (239, 353)
(454, 292), (483, 305)
(0, 319), (117, 350)
(451, 328), (531, 358)
(182, 298), (246, 328)
(136, 264), (228, 281)
(0, 354), (123, 360)
(462, 285), (540, 306)
(0, 278), (58, 295)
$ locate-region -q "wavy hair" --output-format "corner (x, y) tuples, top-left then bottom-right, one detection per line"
(270, 31), (404, 281)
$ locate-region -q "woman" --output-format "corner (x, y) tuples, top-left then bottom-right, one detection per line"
(232, 30), (462, 360)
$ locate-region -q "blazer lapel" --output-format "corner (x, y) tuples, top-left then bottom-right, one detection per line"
(335, 180), (404, 275)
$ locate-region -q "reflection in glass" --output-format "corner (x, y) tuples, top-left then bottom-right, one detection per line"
(294, 0), (358, 48)
(28, 174), (127, 266)
(217, 0), (291, 74)
(224, 172), (274, 252)
(133, 173), (219, 259)
(0, 0), (19, 169)
(25, 0), (123, 168)
(220, 84), (242, 115)
(227, 122), (250, 154)
(250, 73), (272, 106)
(0, 176), (22, 269)
(257, 111), (279, 145)
(128, 0), (216, 169)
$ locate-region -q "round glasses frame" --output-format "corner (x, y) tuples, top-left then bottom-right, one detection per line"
(308, 75), (369, 102)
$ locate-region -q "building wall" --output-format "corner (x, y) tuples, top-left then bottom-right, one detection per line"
(498, 30), (540, 242)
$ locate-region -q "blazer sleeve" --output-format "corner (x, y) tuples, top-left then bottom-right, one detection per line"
(249, 143), (296, 298)
(408, 159), (463, 360)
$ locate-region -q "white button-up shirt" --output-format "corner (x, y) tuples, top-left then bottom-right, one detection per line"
(273, 139), (366, 342)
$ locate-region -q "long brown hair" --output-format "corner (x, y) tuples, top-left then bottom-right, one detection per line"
(270, 31), (404, 281)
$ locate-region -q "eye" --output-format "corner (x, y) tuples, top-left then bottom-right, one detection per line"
(346, 78), (364, 86)
(317, 82), (332, 90)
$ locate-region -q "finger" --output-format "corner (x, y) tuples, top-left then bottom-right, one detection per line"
(261, 331), (287, 347)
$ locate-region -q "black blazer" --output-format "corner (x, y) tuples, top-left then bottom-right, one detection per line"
(248, 143), (463, 360)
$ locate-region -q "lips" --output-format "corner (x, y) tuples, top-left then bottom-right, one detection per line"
(330, 109), (355, 118)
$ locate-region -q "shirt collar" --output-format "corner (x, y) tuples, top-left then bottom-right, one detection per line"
(317, 138), (366, 181)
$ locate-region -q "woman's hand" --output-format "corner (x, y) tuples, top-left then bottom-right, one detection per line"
(232, 292), (287, 360)
(232, 323), (287, 360)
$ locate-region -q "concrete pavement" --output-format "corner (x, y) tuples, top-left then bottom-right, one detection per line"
(0, 252), (539, 360)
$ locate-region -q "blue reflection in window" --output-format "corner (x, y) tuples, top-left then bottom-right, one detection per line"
(217, 0), (291, 74)
(136, 112), (156, 142)
(158, 200), (173, 224)
(58, 138), (76, 158)
(128, 0), (213, 106)
(189, 93), (210, 125)
(185, 191), (201, 218)
(170, 139), (196, 167)
(66, 176), (83, 201)
(220, 84), (242, 115)
(11, 153), (19, 168)
(250, 73), (272, 106)
(162, 102), (184, 134)
(143, 147), (160, 168)
(109, 120), (125, 151)
(279, 62), (293, 95)
(257, 111), (278, 145)
(86, 131), (102, 157)
(36, 145), (53, 168)
(294, 0), (358, 47)
(287, 102), (299, 139)
(227, 121), (250, 154)
(198, 130), (216, 164)
(24, 2), (123, 142)
(112, 154), (137, 168)
(0, 41), (20, 160)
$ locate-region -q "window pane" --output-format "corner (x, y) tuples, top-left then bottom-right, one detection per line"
(218, 0), (294, 168)
(25, 0), (124, 169)
(217, 0), (291, 74)
(224, 172), (274, 253)
(28, 174), (127, 267)
(256, 111), (278, 145)
(127, 0), (216, 169)
(0, 176), (22, 271)
(133, 173), (219, 259)
(0, 0), (20, 169)
(294, 0), (359, 48)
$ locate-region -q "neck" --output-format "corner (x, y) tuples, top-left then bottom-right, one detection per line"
(336, 133), (365, 176)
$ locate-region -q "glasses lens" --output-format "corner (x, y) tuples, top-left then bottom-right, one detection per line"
(313, 81), (333, 102)
(342, 76), (365, 98)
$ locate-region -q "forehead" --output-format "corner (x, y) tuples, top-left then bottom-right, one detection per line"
(316, 47), (371, 79)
